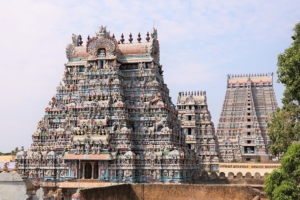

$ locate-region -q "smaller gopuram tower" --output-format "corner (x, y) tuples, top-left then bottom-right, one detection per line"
(177, 91), (219, 172)
(216, 73), (278, 162)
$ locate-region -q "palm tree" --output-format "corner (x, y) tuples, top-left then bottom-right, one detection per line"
(11, 147), (19, 155)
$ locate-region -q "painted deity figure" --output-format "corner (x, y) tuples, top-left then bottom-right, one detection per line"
(112, 60), (117, 70)
(97, 145), (101, 154)
(138, 62), (144, 73)
(104, 61), (109, 69)
(118, 170), (123, 179)
(110, 169), (114, 179)
(156, 170), (161, 180)
(75, 145), (80, 155)
(124, 170), (131, 178)
(85, 142), (90, 154)
(92, 145), (96, 154)
(169, 170), (173, 180)
(71, 162), (77, 177)
(150, 62), (155, 69)
(151, 170), (156, 179)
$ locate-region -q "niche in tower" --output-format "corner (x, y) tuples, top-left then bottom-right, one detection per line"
(97, 48), (106, 57)
(97, 48), (106, 69)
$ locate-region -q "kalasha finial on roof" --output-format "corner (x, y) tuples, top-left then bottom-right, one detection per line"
(146, 32), (150, 42)
(151, 28), (158, 39)
(96, 26), (108, 39)
(99, 25), (106, 31)
(112, 34), (115, 39)
(87, 35), (90, 41)
(129, 33), (133, 43)
(137, 32), (141, 43)
(120, 33), (125, 44)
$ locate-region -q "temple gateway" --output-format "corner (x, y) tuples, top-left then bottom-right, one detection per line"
(216, 74), (278, 162)
(16, 26), (219, 183)
(15, 26), (277, 185)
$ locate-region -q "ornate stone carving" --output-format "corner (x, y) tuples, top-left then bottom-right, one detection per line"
(17, 25), (210, 184)
(66, 43), (75, 61)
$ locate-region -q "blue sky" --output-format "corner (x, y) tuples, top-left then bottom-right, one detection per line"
(0, 0), (299, 152)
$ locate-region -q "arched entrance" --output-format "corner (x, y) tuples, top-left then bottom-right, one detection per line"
(82, 161), (99, 179)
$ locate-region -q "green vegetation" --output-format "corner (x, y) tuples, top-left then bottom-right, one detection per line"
(267, 22), (300, 157)
(265, 22), (300, 199)
(0, 147), (19, 156)
(264, 143), (300, 200)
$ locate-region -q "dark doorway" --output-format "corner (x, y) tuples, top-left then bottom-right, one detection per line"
(94, 162), (98, 179)
(85, 163), (92, 179)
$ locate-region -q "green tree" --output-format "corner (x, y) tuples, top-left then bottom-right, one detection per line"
(14, 147), (19, 155)
(277, 22), (300, 105)
(268, 22), (300, 156)
(267, 104), (300, 156)
(265, 143), (300, 200)
(266, 22), (300, 199)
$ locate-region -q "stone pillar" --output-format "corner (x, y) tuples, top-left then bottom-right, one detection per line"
(98, 162), (101, 179)
(91, 162), (95, 179)
(82, 163), (86, 179)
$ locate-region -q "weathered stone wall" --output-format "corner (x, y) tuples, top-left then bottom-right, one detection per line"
(194, 171), (266, 185)
(0, 172), (29, 200)
(219, 163), (280, 177)
(80, 184), (259, 200)
(80, 184), (134, 200)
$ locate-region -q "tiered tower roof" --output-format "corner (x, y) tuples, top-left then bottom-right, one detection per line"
(16, 26), (198, 183)
(177, 91), (219, 172)
(217, 73), (277, 162)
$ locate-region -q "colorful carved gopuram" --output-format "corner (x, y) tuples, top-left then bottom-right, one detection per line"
(176, 91), (219, 172)
(16, 26), (200, 183)
(216, 74), (278, 162)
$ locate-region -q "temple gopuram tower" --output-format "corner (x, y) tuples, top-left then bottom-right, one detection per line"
(177, 91), (219, 172)
(16, 26), (198, 183)
(216, 73), (278, 162)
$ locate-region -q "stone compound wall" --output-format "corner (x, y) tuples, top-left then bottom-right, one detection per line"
(194, 171), (267, 185)
(219, 162), (280, 177)
(80, 184), (260, 200)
